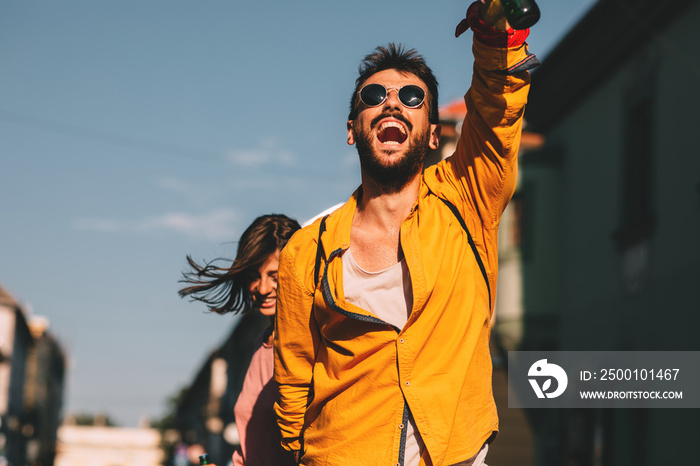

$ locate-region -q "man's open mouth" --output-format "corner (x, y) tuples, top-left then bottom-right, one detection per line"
(377, 121), (408, 145)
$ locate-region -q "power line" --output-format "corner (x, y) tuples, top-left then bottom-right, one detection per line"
(0, 108), (224, 163)
(0, 108), (352, 179)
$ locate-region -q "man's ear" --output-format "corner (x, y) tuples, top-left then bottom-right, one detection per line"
(347, 120), (356, 145)
(429, 124), (441, 150)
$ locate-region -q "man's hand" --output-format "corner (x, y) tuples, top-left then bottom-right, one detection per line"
(479, 0), (511, 31)
(455, 0), (512, 38)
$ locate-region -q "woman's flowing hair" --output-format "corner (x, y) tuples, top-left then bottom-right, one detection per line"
(179, 214), (301, 314)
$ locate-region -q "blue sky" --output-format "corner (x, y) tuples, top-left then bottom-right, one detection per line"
(0, 0), (597, 426)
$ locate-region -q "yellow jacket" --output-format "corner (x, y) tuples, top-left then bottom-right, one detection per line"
(274, 40), (532, 465)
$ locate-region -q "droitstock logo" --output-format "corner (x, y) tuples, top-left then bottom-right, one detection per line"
(528, 359), (568, 399)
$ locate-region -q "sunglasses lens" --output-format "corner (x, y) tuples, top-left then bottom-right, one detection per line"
(399, 85), (425, 108)
(360, 84), (387, 107)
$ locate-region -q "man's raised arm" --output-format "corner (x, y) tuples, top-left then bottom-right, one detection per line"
(434, 0), (539, 230)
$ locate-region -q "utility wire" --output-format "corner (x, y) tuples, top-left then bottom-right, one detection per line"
(0, 108), (349, 179)
(0, 108), (224, 164)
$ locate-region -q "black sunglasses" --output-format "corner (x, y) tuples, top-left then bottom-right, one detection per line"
(358, 84), (426, 109)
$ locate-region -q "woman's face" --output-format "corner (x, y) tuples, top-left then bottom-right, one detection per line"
(248, 249), (280, 317)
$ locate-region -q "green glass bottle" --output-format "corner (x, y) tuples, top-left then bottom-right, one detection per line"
(199, 453), (211, 465)
(500, 0), (540, 30)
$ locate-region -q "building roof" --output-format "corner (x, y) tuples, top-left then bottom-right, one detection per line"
(525, 0), (699, 132)
(439, 97), (544, 152)
(439, 98), (468, 121)
(0, 282), (19, 307)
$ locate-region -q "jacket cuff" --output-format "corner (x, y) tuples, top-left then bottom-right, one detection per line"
(469, 1), (529, 48)
(472, 39), (539, 74)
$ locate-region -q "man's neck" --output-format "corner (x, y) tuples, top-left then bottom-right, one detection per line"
(357, 176), (420, 224)
(349, 173), (420, 271)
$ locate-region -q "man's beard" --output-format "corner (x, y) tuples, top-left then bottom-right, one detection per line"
(355, 125), (429, 194)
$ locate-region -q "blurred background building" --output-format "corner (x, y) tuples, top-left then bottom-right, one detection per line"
(520, 0), (700, 464)
(0, 284), (66, 466)
(55, 416), (163, 466)
(162, 311), (268, 466)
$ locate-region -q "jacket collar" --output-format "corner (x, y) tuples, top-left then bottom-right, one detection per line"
(318, 187), (359, 256)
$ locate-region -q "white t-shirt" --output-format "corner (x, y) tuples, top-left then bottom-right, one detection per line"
(342, 248), (423, 466)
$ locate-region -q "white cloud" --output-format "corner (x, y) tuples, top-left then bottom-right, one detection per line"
(226, 138), (297, 168)
(73, 208), (241, 241)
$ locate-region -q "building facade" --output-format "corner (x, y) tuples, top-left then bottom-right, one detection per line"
(0, 286), (32, 465)
(0, 284), (67, 466)
(167, 311), (268, 466)
(55, 423), (163, 466)
(522, 0), (700, 464)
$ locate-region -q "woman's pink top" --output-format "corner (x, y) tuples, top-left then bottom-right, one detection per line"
(232, 328), (296, 466)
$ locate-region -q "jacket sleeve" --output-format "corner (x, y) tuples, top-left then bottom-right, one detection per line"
(435, 38), (534, 231)
(273, 241), (320, 452)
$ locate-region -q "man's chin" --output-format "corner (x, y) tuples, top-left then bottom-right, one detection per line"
(363, 159), (422, 193)
(376, 151), (408, 167)
(356, 128), (428, 192)
(374, 141), (416, 161)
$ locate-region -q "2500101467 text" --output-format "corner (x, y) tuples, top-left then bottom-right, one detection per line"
(586, 368), (680, 382)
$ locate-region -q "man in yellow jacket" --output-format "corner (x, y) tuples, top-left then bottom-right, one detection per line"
(274, 1), (538, 464)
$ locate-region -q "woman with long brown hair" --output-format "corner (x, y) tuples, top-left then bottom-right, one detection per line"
(179, 214), (300, 466)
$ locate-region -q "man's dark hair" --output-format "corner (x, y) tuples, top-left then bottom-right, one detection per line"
(349, 43), (439, 124)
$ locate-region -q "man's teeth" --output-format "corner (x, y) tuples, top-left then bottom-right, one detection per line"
(379, 121), (407, 135)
